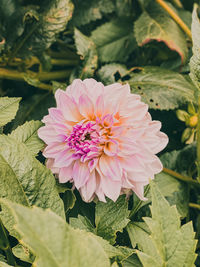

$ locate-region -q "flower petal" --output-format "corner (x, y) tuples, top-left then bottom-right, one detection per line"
(73, 161), (90, 189)
(79, 94), (94, 119)
(99, 154), (122, 181)
(59, 164), (74, 183)
(55, 89), (82, 122)
(100, 174), (121, 202)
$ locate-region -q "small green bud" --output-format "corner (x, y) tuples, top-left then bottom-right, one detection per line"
(176, 110), (189, 122)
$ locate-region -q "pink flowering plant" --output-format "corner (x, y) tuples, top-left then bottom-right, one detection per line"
(38, 79), (168, 202)
(0, 0), (200, 266)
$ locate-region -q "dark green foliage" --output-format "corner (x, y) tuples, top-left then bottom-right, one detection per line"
(1, 0), (200, 266)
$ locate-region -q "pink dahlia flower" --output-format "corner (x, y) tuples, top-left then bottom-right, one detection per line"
(38, 79), (168, 202)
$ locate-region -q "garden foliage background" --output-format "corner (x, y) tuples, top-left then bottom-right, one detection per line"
(0, 0), (200, 266)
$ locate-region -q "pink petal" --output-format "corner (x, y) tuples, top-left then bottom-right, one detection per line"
(132, 182), (148, 201)
(43, 143), (67, 158)
(38, 126), (66, 144)
(59, 164), (74, 183)
(46, 158), (59, 174)
(55, 89), (82, 122)
(95, 95), (105, 118)
(79, 94), (94, 119)
(54, 150), (74, 168)
(99, 154), (122, 181)
(67, 79), (87, 99)
(73, 161), (90, 189)
(83, 79), (104, 103)
(100, 174), (121, 202)
(48, 108), (65, 123)
(104, 140), (118, 156)
(80, 171), (96, 202)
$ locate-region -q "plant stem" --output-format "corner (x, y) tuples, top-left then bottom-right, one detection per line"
(171, 0), (183, 8)
(189, 202), (200, 210)
(196, 96), (200, 181)
(129, 184), (150, 219)
(0, 68), (71, 90)
(155, 0), (192, 40)
(163, 167), (200, 186)
(0, 218), (16, 266)
(0, 57), (78, 68)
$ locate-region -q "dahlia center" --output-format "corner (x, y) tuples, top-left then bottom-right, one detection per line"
(66, 121), (103, 161)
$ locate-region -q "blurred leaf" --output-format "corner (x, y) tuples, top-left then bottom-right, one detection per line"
(126, 222), (152, 252)
(62, 189), (76, 214)
(160, 144), (196, 176)
(129, 67), (195, 110)
(122, 254), (142, 267)
(70, 217), (134, 263)
(1, 200), (110, 267)
(0, 97), (21, 127)
(91, 19), (136, 63)
(74, 28), (98, 79)
(70, 215), (95, 232)
(98, 64), (128, 84)
(71, 0), (115, 26)
(190, 4), (200, 89)
(132, 181), (197, 267)
(95, 195), (130, 244)
(12, 243), (34, 264)
(9, 120), (44, 156)
(52, 81), (67, 94)
(0, 254), (6, 264)
(134, 2), (188, 63)
(116, 0), (133, 17)
(111, 262), (119, 267)
(11, 0), (74, 57)
(0, 135), (65, 238)
(0, 262), (13, 267)
(131, 171), (188, 218)
(10, 93), (54, 131)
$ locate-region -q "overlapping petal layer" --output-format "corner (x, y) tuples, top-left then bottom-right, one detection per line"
(38, 79), (168, 202)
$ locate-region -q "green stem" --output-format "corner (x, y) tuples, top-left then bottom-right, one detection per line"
(155, 0), (192, 40)
(129, 185), (150, 219)
(171, 0), (183, 8)
(0, 68), (71, 90)
(189, 202), (200, 210)
(0, 218), (16, 266)
(0, 57), (78, 68)
(8, 21), (39, 64)
(163, 167), (200, 187)
(196, 96), (200, 181)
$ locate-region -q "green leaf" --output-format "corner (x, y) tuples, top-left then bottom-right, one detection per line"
(71, 0), (115, 26)
(12, 244), (34, 264)
(134, 2), (188, 63)
(14, 0), (74, 57)
(1, 200), (110, 267)
(62, 189), (76, 214)
(190, 4), (200, 89)
(9, 120), (44, 156)
(131, 181), (197, 267)
(0, 135), (65, 236)
(160, 144), (196, 176)
(70, 215), (134, 262)
(0, 97), (21, 127)
(0, 262), (13, 267)
(129, 67), (195, 110)
(74, 28), (98, 79)
(70, 215), (95, 232)
(131, 170), (189, 219)
(95, 195), (130, 244)
(98, 64), (128, 84)
(91, 19), (136, 63)
(122, 254), (142, 267)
